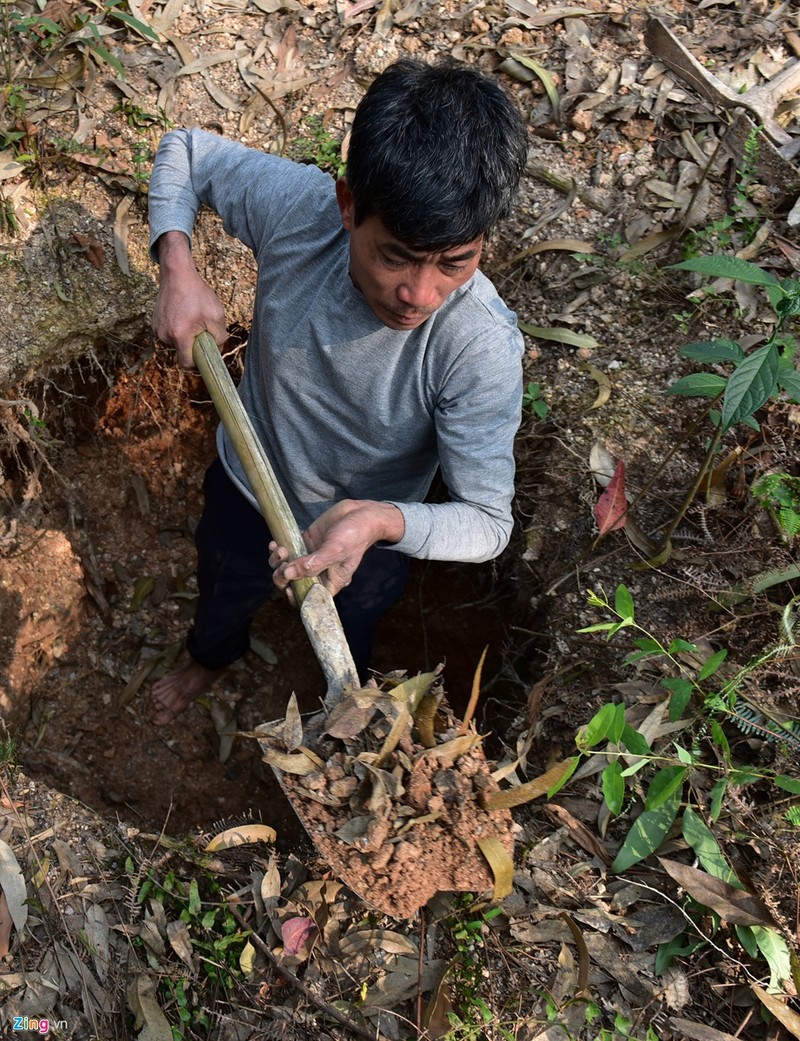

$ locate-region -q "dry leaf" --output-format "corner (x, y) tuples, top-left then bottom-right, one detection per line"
(659, 858), (774, 926)
(594, 459), (628, 534)
(476, 836), (514, 900)
(750, 986), (800, 1038)
(205, 824), (277, 851)
(127, 973), (173, 1041)
(166, 919), (196, 971)
(482, 758), (577, 810)
(281, 916), (316, 957)
(282, 692), (304, 751)
(0, 838), (28, 937)
(261, 746), (321, 775)
(580, 361), (612, 409)
(0, 892), (12, 958)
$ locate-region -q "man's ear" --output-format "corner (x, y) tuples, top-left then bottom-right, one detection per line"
(335, 178), (355, 232)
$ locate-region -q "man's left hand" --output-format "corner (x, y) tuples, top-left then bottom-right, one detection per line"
(269, 499), (405, 599)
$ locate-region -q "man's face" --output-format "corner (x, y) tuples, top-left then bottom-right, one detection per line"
(336, 180), (483, 331)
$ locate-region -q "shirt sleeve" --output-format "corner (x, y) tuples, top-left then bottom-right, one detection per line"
(388, 325), (523, 563)
(148, 128), (331, 259)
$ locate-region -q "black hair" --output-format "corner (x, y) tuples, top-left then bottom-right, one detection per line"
(345, 59), (528, 250)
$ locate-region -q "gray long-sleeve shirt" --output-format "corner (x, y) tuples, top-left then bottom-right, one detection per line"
(148, 129), (524, 562)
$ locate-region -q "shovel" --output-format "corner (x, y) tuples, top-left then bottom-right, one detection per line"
(192, 331), (515, 918)
(193, 331), (360, 705)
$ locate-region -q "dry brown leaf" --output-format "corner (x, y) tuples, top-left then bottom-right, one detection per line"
(476, 836), (514, 900)
(580, 361), (612, 409)
(750, 987), (800, 1038)
(282, 692), (304, 751)
(113, 195), (132, 275)
(0, 892), (12, 958)
(262, 746), (322, 774)
(545, 804), (613, 865)
(483, 758), (577, 810)
(667, 1016), (742, 1041)
(659, 858), (774, 926)
(205, 824), (277, 851)
(324, 693), (377, 740)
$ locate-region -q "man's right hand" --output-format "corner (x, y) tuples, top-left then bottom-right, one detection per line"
(152, 231), (228, 368)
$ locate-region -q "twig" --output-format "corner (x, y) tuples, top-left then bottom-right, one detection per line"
(230, 907), (395, 1041)
(526, 160), (613, 214)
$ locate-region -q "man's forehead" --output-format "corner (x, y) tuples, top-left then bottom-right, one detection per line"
(382, 232), (484, 261)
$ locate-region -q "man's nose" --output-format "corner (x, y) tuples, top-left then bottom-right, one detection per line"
(397, 267), (439, 311)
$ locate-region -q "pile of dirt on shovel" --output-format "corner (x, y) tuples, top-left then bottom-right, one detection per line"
(255, 670), (516, 919)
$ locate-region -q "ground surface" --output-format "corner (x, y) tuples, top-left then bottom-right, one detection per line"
(1, 0), (799, 1039)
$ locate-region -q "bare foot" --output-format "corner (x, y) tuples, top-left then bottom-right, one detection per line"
(149, 661), (224, 726)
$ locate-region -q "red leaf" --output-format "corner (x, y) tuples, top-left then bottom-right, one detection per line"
(281, 916), (315, 956)
(594, 459), (628, 534)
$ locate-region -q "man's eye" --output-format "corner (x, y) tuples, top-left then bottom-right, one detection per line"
(383, 255), (405, 268)
(442, 263), (465, 274)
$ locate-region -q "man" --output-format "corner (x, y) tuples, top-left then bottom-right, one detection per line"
(147, 59), (528, 725)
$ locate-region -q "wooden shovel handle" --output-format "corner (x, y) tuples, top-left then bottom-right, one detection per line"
(192, 331), (315, 605)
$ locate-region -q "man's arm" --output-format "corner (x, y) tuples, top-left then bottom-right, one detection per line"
(269, 498), (405, 597)
(152, 231), (227, 367)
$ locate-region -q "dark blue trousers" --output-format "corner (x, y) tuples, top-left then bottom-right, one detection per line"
(185, 458), (409, 681)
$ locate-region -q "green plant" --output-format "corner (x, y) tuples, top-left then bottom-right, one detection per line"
(126, 857), (251, 1036)
(650, 255), (800, 555)
(435, 897), (515, 1040)
(290, 115), (344, 177)
(685, 128), (761, 255)
(522, 381), (548, 419)
(751, 472), (800, 540)
(560, 584), (799, 992)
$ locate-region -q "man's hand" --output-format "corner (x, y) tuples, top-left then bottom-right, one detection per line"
(152, 231), (228, 367)
(269, 499), (405, 599)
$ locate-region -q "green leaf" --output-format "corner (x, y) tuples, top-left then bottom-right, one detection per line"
(720, 343), (779, 431)
(675, 745), (698, 765)
(602, 761), (625, 816)
(518, 321), (599, 350)
(547, 755), (580, 798)
(645, 766), (687, 810)
(736, 923), (759, 958)
(748, 925), (791, 992)
(681, 339), (744, 364)
(188, 878), (202, 915)
(620, 724), (651, 757)
(582, 702), (617, 748)
(710, 720), (730, 763)
(709, 779), (727, 822)
(609, 702), (626, 744)
(774, 774), (800, 795)
(670, 256), (780, 287)
(668, 638), (699, 654)
(682, 806), (741, 886)
(107, 8), (160, 40)
(614, 583), (635, 620)
(626, 637), (663, 661)
(661, 677), (693, 721)
(697, 648), (728, 682)
(777, 368), (800, 402)
(611, 788), (681, 872)
(655, 933), (707, 975)
(666, 373), (727, 398)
